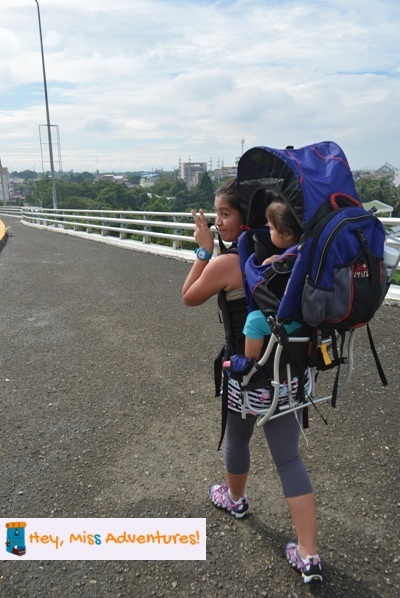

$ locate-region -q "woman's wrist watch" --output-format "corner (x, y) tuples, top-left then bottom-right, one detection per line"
(195, 247), (213, 261)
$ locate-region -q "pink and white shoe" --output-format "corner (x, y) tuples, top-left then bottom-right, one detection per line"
(285, 542), (323, 584)
(209, 484), (249, 519)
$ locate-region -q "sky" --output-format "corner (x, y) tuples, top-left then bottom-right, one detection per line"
(1, 0), (399, 174)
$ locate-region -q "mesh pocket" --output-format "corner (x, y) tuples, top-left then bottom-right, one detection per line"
(302, 266), (352, 327)
(302, 248), (383, 329)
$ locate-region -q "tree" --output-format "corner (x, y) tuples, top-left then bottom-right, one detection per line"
(10, 170), (37, 180)
(170, 178), (188, 196)
(30, 176), (53, 207)
(64, 171), (95, 184)
(197, 171), (215, 200)
(356, 177), (400, 216)
(189, 172), (215, 211)
(127, 173), (142, 186)
(58, 196), (101, 210)
(93, 181), (138, 210)
(147, 195), (171, 212)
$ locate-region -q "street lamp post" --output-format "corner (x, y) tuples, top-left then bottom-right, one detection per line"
(34, 0), (57, 209)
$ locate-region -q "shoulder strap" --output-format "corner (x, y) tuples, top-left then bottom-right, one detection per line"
(214, 226), (239, 255)
(366, 323), (388, 386)
(216, 289), (236, 451)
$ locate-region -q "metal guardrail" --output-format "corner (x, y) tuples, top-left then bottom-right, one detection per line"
(0, 206), (24, 218)
(15, 207), (217, 254)
(1, 207), (399, 284)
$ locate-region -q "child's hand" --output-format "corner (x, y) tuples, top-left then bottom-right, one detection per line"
(262, 254), (279, 265)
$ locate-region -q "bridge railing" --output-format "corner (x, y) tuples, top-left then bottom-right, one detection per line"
(0, 206), (24, 218)
(1, 206), (400, 279)
(15, 207), (219, 255)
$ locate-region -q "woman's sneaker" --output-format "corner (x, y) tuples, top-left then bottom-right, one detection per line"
(285, 542), (323, 584)
(209, 484), (249, 518)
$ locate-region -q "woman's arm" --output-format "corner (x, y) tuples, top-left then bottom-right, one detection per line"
(182, 208), (242, 306)
(182, 253), (240, 306)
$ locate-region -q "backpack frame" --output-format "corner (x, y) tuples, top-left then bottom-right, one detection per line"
(233, 141), (399, 426)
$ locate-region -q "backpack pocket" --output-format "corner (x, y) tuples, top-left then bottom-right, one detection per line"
(302, 270), (350, 328)
(302, 249), (383, 329)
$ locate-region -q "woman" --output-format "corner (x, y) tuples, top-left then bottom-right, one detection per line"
(182, 179), (323, 584)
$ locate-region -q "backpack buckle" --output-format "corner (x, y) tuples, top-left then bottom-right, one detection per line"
(357, 227), (368, 246)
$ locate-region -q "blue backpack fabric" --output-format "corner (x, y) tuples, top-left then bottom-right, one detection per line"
(236, 141), (388, 332)
(235, 141), (389, 410)
(238, 230), (299, 318)
(282, 195), (386, 330)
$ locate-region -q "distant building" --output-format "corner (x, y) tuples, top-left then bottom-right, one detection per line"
(213, 165), (237, 180)
(140, 173), (160, 188)
(353, 162), (399, 184)
(0, 161), (11, 204)
(98, 174), (128, 184)
(180, 162), (207, 189)
(362, 200), (393, 217)
(375, 163), (398, 178)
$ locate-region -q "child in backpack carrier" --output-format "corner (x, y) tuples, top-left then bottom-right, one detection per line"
(224, 199), (303, 373)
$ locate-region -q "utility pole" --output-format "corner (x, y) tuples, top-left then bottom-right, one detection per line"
(34, 0), (57, 209)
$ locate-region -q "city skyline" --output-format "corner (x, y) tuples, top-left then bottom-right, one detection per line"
(1, 0), (399, 174)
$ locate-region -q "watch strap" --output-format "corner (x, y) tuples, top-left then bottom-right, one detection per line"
(195, 247), (213, 261)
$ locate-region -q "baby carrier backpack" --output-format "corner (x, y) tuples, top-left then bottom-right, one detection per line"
(230, 141), (399, 426)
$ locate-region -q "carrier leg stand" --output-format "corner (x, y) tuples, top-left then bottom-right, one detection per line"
(256, 335), (310, 427)
(241, 327), (357, 427)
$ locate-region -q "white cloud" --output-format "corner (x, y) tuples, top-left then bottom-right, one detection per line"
(1, 0), (399, 172)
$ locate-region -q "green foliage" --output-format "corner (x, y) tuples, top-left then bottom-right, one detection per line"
(189, 172), (215, 211)
(94, 181), (131, 210)
(30, 176), (53, 208)
(26, 170), (221, 213)
(57, 196), (102, 210)
(10, 170), (38, 180)
(63, 171), (96, 184)
(356, 176), (400, 216)
(127, 173), (142, 185)
(146, 196), (171, 212)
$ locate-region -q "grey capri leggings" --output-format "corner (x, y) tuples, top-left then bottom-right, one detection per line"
(224, 410), (313, 498)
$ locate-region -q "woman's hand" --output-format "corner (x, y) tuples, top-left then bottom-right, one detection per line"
(191, 209), (214, 254)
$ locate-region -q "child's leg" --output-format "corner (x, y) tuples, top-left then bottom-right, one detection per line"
(245, 337), (264, 360)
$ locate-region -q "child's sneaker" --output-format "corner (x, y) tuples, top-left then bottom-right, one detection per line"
(285, 542), (323, 584)
(209, 484), (249, 519)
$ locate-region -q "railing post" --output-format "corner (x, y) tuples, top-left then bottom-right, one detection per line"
(143, 215), (151, 243)
(172, 215), (182, 250)
(119, 213), (127, 239)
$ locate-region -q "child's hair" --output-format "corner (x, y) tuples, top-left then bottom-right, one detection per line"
(266, 200), (302, 241)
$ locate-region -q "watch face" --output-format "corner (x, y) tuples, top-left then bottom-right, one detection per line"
(197, 248), (211, 260)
